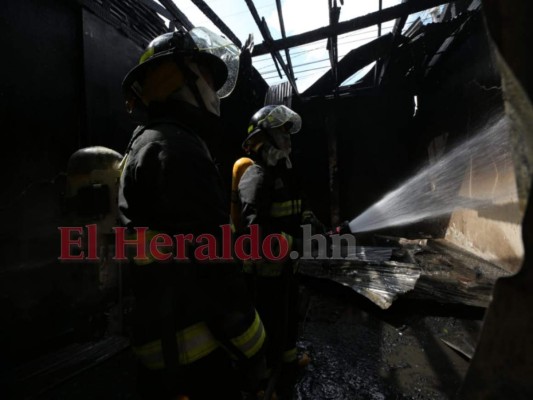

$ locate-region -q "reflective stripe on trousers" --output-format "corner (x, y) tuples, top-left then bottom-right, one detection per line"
(282, 347), (297, 363)
(230, 310), (266, 359)
(133, 321), (218, 369)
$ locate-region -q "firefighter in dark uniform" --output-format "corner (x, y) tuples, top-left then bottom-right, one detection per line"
(119, 28), (266, 399)
(238, 105), (320, 399)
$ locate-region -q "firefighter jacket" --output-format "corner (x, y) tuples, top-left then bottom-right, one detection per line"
(238, 158), (306, 276)
(118, 101), (265, 370)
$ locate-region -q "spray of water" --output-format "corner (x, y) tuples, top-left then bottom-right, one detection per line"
(349, 115), (515, 233)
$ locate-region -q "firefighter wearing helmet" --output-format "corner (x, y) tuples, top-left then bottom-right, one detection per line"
(119, 27), (266, 399)
(237, 105), (322, 398)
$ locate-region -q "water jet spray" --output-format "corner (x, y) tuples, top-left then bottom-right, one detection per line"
(347, 115), (515, 234)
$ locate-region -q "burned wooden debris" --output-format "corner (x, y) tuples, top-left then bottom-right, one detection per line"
(298, 235), (511, 309)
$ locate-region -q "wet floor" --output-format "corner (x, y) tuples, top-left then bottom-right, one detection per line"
(26, 278), (482, 400)
(294, 278), (482, 400)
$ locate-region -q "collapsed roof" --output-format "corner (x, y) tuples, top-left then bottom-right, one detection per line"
(80, 0), (482, 100)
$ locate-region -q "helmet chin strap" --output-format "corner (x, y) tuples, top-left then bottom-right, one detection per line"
(170, 60), (220, 116)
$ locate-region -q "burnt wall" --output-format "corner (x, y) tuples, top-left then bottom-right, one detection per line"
(296, 88), (414, 227)
(412, 12), (507, 240)
(82, 9), (141, 150)
(0, 0), (145, 369)
(414, 13), (503, 160)
(336, 89), (415, 223)
(290, 99), (332, 226)
(1, 0), (83, 203)
(414, 13), (523, 270)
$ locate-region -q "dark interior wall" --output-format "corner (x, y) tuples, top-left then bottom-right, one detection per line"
(1, 0), (83, 202)
(291, 99), (340, 227)
(297, 89), (414, 226)
(0, 0), (84, 269)
(335, 89), (415, 223)
(82, 9), (141, 152)
(458, 1), (533, 396)
(414, 13), (503, 158)
(0, 0), (87, 365)
(407, 13), (504, 236)
(0, 0), (150, 365)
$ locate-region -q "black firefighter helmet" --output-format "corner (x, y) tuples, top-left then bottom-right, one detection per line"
(122, 27), (240, 111)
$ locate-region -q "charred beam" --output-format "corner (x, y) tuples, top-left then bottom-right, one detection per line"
(275, 0), (294, 81)
(439, 3), (457, 21)
(270, 44), (283, 80)
(263, 17), (298, 91)
(327, 0), (341, 90)
(378, 0), (408, 84)
(158, 0), (194, 31)
(244, 0), (299, 95)
(392, 13), (408, 35)
(136, 0), (173, 21)
(189, 0), (242, 47)
(253, 0), (456, 56)
(243, 0), (279, 77)
(378, 0), (383, 36)
(303, 33), (394, 96)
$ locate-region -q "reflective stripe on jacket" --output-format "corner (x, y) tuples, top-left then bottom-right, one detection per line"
(270, 199), (302, 218)
(238, 161), (303, 277)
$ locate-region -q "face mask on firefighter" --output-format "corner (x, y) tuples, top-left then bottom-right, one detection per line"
(168, 60), (221, 116)
(262, 141), (292, 168)
(190, 62), (221, 116)
(269, 127), (292, 153)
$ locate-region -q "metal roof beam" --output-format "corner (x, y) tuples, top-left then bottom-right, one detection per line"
(275, 0), (295, 82)
(252, 0), (458, 56)
(244, 0), (282, 79)
(189, 0), (242, 47)
(378, 0), (409, 84)
(244, 0), (299, 95)
(135, 0), (173, 21)
(303, 33), (394, 96)
(327, 0), (341, 91)
(158, 0), (194, 31)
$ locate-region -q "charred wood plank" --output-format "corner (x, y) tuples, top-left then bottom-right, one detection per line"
(190, 0), (242, 47)
(303, 33), (394, 96)
(158, 0), (194, 31)
(245, 0), (299, 95)
(275, 0), (294, 82)
(135, 0), (173, 21)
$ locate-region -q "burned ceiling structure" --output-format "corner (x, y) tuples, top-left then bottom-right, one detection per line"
(73, 0), (482, 100)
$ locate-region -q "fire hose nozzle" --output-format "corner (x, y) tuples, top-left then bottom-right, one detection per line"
(326, 220), (351, 236)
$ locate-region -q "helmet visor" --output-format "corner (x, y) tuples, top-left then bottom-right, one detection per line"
(189, 27), (241, 98)
(263, 105), (302, 134)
